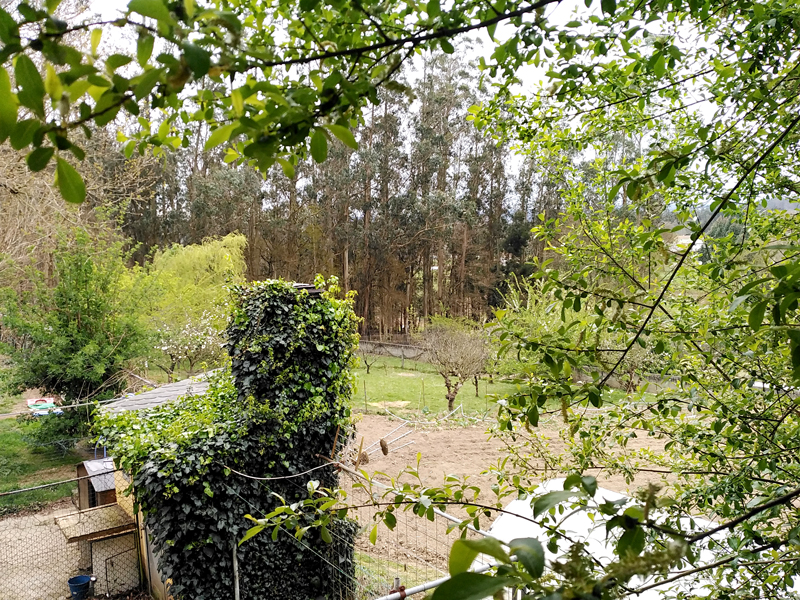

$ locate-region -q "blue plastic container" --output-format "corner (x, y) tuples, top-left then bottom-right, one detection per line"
(68, 575), (91, 600)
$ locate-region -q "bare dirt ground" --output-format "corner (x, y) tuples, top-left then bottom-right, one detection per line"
(355, 413), (666, 496)
(349, 414), (670, 594)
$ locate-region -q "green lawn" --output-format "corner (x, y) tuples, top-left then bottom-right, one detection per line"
(0, 418), (82, 512)
(352, 355), (524, 417)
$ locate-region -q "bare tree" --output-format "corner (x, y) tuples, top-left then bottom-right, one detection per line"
(358, 346), (380, 375)
(425, 322), (489, 411)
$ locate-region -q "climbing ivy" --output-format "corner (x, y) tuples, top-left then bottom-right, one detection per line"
(98, 277), (359, 600)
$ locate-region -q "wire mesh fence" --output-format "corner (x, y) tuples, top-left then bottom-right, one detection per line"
(0, 472), (143, 600)
(227, 462), (494, 600)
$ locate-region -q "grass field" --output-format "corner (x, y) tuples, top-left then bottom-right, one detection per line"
(352, 355), (523, 417)
(0, 417), (82, 510)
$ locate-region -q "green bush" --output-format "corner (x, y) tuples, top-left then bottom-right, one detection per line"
(99, 278), (359, 600)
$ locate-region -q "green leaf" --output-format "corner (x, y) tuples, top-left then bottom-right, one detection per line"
(600, 0), (616, 15)
(238, 524), (264, 546)
(449, 538), (510, 576)
(325, 124), (358, 149)
(432, 573), (514, 600)
(10, 119), (39, 150)
(106, 54), (133, 72)
(581, 476), (597, 496)
(383, 511), (397, 530)
(26, 146), (54, 172)
(320, 526), (332, 543)
(55, 157), (86, 204)
(441, 39), (455, 54)
(369, 524), (378, 545)
(653, 54), (666, 78)
(427, 0), (441, 18)
(277, 158), (295, 178)
(0, 7), (20, 45)
(204, 122), (238, 150)
(533, 491), (576, 517)
(618, 526), (646, 557)
(134, 68), (163, 100)
(0, 67), (17, 143)
(310, 129), (328, 163)
(728, 295), (749, 312)
(137, 33), (155, 66)
(231, 88), (244, 116)
(183, 43), (211, 78)
(91, 28), (102, 55)
(509, 538), (544, 578)
(46, 0), (63, 14)
(128, 0), (174, 23)
(15, 55), (45, 118)
(748, 300), (768, 331)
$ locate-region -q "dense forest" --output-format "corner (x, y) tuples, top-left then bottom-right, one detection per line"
(0, 53), (575, 336)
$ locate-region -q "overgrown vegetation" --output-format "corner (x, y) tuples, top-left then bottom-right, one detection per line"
(2, 0), (800, 598)
(99, 279), (359, 600)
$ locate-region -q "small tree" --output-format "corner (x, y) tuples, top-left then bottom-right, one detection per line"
(0, 228), (150, 440)
(425, 320), (489, 411)
(154, 312), (224, 381)
(358, 345), (379, 374)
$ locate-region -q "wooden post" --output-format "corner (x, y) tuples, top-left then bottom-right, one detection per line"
(233, 539), (240, 600)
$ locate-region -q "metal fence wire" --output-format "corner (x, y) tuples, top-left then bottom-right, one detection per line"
(0, 472), (143, 600)
(229, 463), (493, 600)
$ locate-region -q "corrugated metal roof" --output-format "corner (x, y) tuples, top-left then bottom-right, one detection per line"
(83, 458), (116, 492)
(103, 374), (211, 414)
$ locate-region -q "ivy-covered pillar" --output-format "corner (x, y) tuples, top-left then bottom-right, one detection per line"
(101, 279), (359, 600)
(225, 279), (359, 599)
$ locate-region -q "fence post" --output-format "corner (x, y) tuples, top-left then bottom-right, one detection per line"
(232, 539), (240, 600)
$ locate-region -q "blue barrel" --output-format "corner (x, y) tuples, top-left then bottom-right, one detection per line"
(68, 575), (92, 600)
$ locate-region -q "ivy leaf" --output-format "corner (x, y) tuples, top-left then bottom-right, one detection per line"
(509, 538), (544, 578)
(0, 67), (17, 143)
(128, 0), (174, 23)
(55, 157), (86, 204)
(310, 129), (328, 163)
(26, 146), (54, 172)
(432, 573), (514, 600)
(533, 491), (575, 517)
(325, 124), (358, 150)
